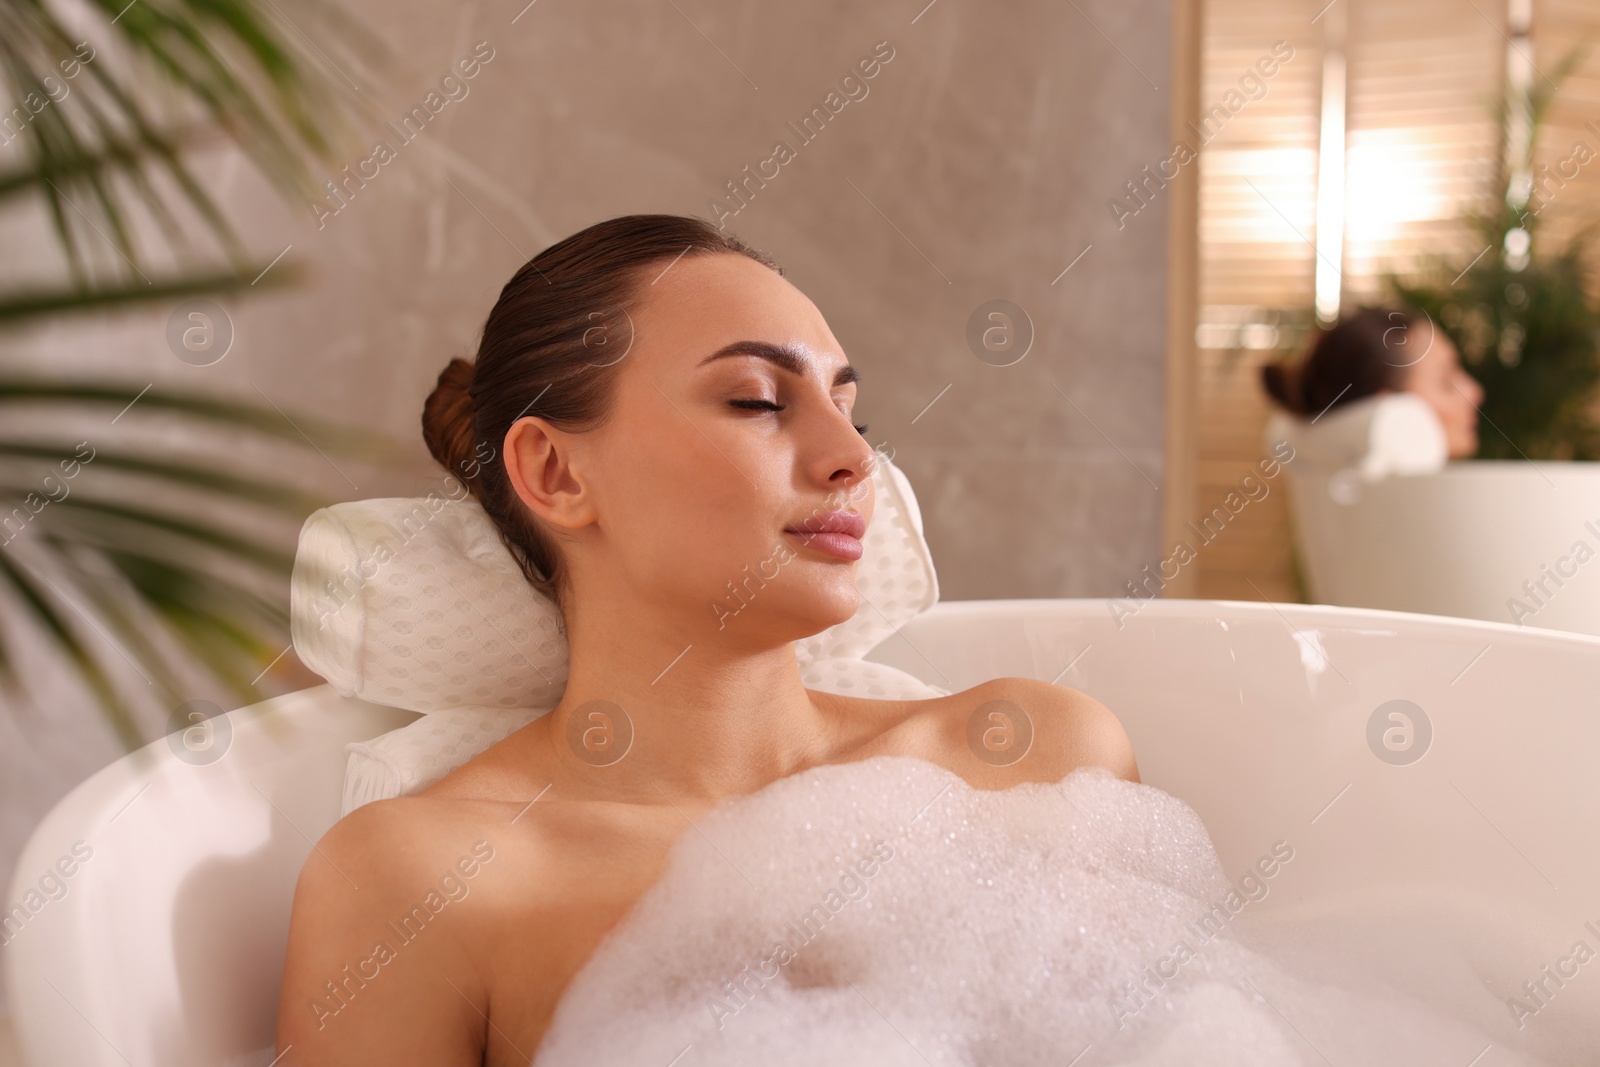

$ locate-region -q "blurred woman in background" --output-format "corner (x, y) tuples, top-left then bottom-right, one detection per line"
(1260, 306), (1483, 458)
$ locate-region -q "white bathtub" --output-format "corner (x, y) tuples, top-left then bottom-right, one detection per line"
(1283, 459), (1600, 638)
(5, 597), (1600, 1064)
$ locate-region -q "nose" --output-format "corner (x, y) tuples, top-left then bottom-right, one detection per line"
(817, 413), (875, 500)
(834, 431), (875, 491)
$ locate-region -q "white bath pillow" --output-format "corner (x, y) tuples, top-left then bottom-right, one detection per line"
(289, 489), (570, 715)
(1265, 391), (1448, 487)
(287, 450), (948, 814)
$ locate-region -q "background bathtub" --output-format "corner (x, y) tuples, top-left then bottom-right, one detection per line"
(6, 597), (1600, 1065)
(1284, 459), (1600, 638)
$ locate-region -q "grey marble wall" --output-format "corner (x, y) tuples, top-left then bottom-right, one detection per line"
(12, 0), (1180, 596)
(277, 0), (1177, 604)
(0, 0), (1180, 1000)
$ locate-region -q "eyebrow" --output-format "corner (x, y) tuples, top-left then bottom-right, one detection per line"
(700, 340), (860, 387)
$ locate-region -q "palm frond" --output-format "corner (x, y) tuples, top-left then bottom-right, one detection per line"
(0, 542), (146, 749)
(1385, 44), (1600, 461)
(2, 0), (386, 315)
(0, 377), (409, 745)
(0, 0), (409, 747)
(0, 375), (395, 460)
(0, 263), (304, 323)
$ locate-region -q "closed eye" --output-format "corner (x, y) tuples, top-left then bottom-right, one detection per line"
(728, 398), (869, 437)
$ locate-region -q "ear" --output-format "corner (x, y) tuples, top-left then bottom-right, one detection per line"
(502, 416), (595, 531)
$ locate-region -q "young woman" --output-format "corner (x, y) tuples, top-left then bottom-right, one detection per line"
(1260, 306), (1484, 458)
(274, 214), (1139, 1065)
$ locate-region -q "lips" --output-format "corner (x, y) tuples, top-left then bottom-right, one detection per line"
(783, 509), (866, 561)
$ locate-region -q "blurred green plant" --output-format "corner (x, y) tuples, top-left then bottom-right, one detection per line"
(1390, 45), (1600, 461)
(0, 0), (401, 748)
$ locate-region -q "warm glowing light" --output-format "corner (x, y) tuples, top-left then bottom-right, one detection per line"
(1314, 48), (1347, 324)
(1343, 131), (1453, 242)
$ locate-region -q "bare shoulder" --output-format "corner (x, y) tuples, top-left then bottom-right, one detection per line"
(894, 676), (1139, 788)
(274, 794), (528, 1065)
(995, 676), (1139, 782)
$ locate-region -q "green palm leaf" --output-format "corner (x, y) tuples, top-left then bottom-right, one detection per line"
(0, 0), (413, 745)
(0, 379), (406, 746)
(1386, 43), (1600, 462)
(2, 0), (390, 316)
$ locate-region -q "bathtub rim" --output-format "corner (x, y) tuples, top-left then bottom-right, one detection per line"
(8, 595), (1600, 1067)
(896, 595), (1600, 650)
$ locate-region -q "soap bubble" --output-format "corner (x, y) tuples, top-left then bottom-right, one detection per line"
(530, 756), (1577, 1066)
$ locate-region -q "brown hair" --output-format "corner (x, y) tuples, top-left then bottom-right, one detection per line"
(422, 214), (782, 616)
(1261, 306), (1421, 417)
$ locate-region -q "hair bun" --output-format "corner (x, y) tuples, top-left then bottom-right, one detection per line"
(1260, 359), (1304, 415)
(422, 357), (479, 490)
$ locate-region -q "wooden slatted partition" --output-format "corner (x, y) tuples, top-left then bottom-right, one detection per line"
(1189, 0), (1545, 602)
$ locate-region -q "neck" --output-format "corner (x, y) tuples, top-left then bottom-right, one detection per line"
(539, 589), (838, 803)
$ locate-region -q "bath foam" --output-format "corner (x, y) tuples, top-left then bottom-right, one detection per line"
(529, 756), (1572, 1066)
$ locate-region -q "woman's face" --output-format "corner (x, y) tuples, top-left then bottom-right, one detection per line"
(528, 252), (876, 643)
(1398, 330), (1482, 459)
